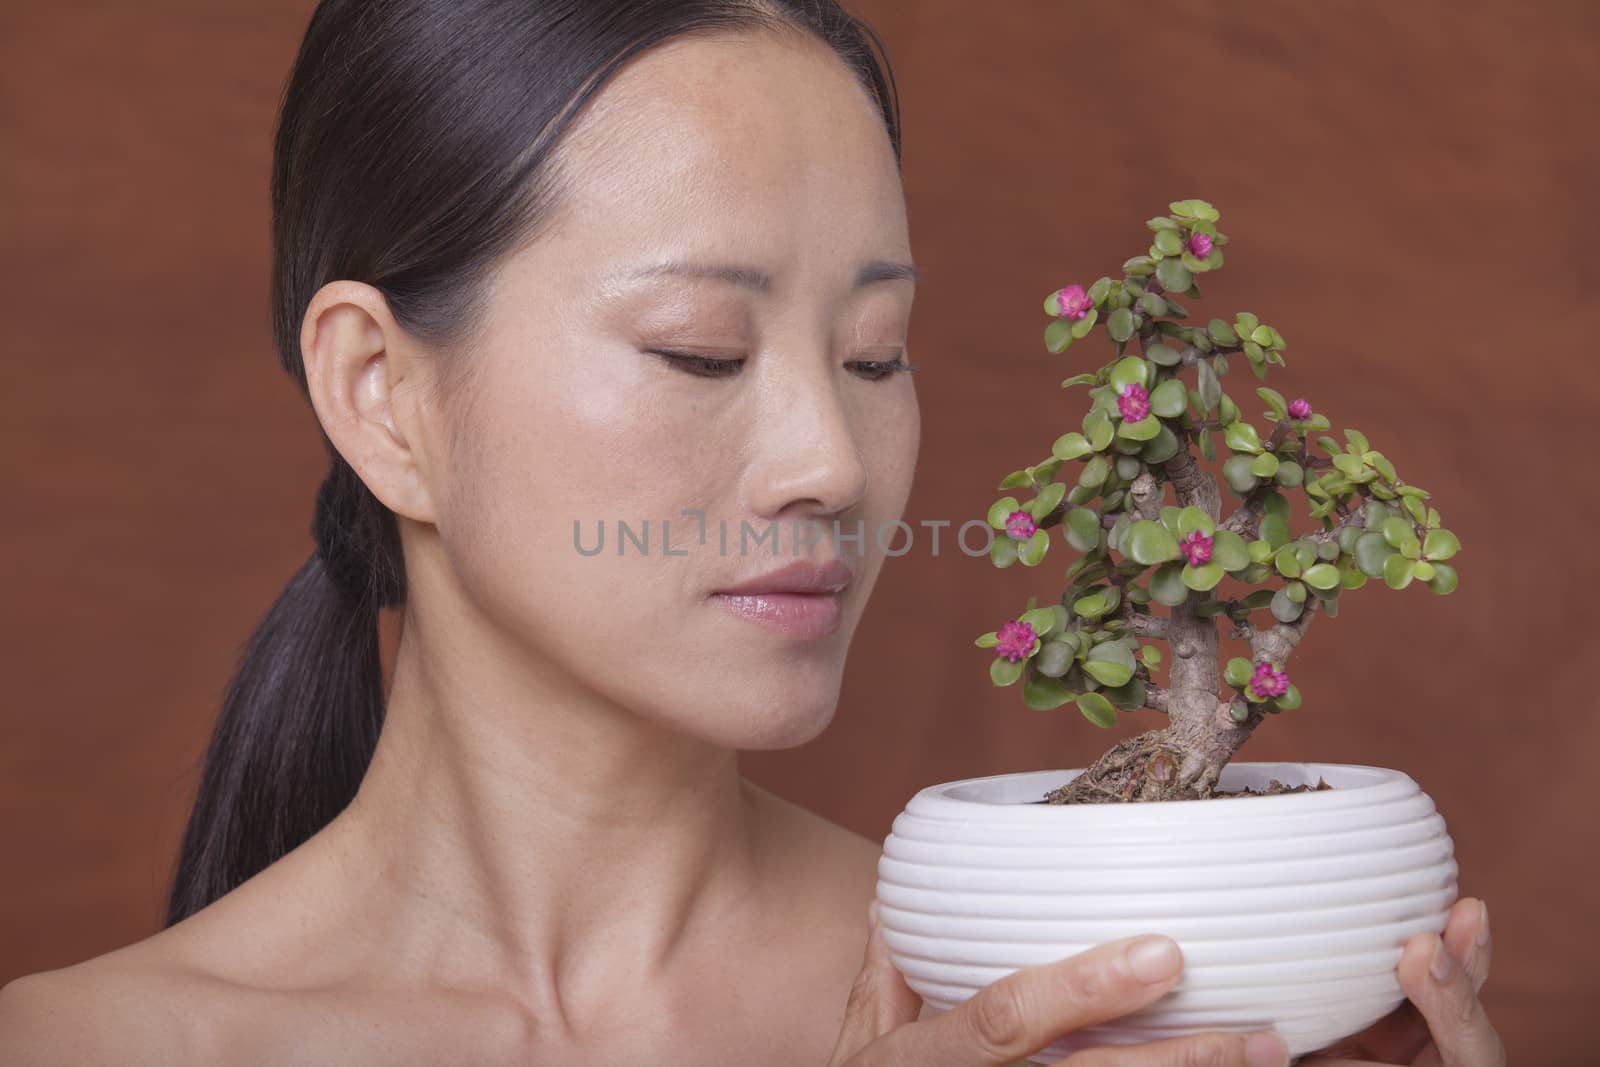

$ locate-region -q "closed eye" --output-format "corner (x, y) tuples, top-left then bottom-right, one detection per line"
(647, 350), (919, 381)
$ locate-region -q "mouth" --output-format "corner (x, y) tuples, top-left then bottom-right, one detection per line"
(708, 558), (854, 639)
(708, 589), (845, 640)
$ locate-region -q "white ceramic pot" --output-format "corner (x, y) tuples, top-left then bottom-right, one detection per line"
(875, 762), (1457, 1063)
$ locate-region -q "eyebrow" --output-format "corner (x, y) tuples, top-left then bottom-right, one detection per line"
(616, 258), (920, 292)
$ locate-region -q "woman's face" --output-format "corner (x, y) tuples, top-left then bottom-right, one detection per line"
(422, 29), (919, 750)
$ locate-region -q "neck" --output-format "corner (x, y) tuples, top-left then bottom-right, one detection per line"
(332, 605), (767, 1022)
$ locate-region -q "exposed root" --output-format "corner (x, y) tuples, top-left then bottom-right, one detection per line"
(1042, 729), (1220, 804)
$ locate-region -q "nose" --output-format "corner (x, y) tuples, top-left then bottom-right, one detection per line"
(742, 356), (870, 533)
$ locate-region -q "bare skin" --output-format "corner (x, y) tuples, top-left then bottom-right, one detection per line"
(1, 27), (920, 1066)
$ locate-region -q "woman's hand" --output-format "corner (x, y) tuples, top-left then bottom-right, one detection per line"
(829, 901), (1293, 1067)
(1301, 896), (1505, 1066)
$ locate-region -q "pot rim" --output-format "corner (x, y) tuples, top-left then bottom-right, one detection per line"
(904, 762), (1421, 827)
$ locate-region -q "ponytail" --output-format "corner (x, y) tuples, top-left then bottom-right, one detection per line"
(164, 458), (402, 925)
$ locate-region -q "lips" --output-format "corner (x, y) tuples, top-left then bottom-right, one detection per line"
(708, 559), (854, 639)
(712, 558), (854, 597)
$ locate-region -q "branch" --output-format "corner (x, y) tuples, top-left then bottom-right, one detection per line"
(1127, 469), (1163, 520)
(1143, 683), (1171, 714)
(1220, 494), (1266, 538)
(1247, 598), (1319, 666)
(1163, 445), (1221, 519)
(1118, 597), (1170, 640)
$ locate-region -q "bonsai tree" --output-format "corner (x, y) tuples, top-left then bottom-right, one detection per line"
(974, 199), (1461, 805)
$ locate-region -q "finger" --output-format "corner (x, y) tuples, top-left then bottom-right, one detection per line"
(1396, 931), (1508, 1067)
(880, 934), (1187, 1067)
(828, 901), (924, 1066)
(1056, 1028), (1290, 1067)
(1441, 898), (1491, 994)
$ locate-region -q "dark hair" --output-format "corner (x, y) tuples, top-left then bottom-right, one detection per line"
(164, 0), (901, 926)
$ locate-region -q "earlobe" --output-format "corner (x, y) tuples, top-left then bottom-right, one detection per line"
(299, 280), (439, 524)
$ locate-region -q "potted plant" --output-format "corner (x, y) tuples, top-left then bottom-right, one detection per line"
(875, 200), (1463, 1062)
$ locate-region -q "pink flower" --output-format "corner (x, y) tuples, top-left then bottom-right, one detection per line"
(995, 620), (1037, 662)
(1188, 231), (1214, 258)
(1180, 529), (1213, 566)
(1117, 382), (1151, 422)
(1056, 284), (1093, 321)
(1004, 509), (1037, 540)
(1249, 661), (1290, 700)
(1288, 398), (1313, 419)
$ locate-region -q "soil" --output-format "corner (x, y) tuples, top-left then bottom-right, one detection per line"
(1029, 774), (1334, 804)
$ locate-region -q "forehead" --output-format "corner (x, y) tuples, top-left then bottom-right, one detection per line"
(534, 29), (907, 277)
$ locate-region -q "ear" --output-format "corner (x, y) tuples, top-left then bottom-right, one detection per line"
(299, 280), (440, 525)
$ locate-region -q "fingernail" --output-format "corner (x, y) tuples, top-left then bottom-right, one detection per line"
(1246, 1030), (1289, 1067)
(1125, 935), (1181, 983)
(1429, 935), (1455, 982)
(1476, 901), (1490, 947)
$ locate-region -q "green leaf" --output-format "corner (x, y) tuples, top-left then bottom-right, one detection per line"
(1065, 507), (1101, 552)
(1426, 562), (1459, 595)
(1028, 482), (1066, 520)
(1275, 684), (1302, 711)
(990, 537), (1018, 568)
(1087, 276), (1112, 305)
(1023, 674), (1076, 710)
(1019, 606), (1058, 636)
(1117, 415), (1162, 441)
(1197, 360), (1222, 412)
(1381, 516), (1414, 549)
(1383, 553), (1416, 590)
(996, 469), (1031, 490)
(1207, 318), (1238, 346)
(1061, 373), (1098, 390)
(1211, 529), (1250, 571)
(987, 496), (1020, 528)
(974, 631), (999, 648)
(1274, 460), (1304, 488)
(1424, 529), (1460, 560)
(1110, 356), (1150, 391)
(1107, 307), (1136, 343)
(1104, 677), (1147, 711)
(1034, 641), (1073, 678)
(1076, 691), (1118, 728)
(1139, 645), (1164, 669)
(1083, 659), (1133, 688)
(1146, 343), (1181, 367)
(1153, 228), (1184, 256)
(1224, 657), (1253, 687)
(1149, 378), (1187, 418)
(1149, 562), (1188, 606)
(1078, 455), (1109, 490)
(1052, 432), (1091, 461)
(990, 656), (1025, 686)
(1302, 563), (1340, 590)
(1270, 587), (1303, 623)
(1260, 512), (1290, 549)
(1017, 529), (1050, 566)
(1222, 454), (1260, 495)
(1073, 591), (1111, 619)
(1354, 532), (1392, 577)
(1178, 506), (1215, 537)
(1224, 422), (1264, 454)
(1344, 428), (1370, 454)
(1255, 387), (1287, 419)
(1141, 426), (1181, 464)
(1070, 308), (1100, 338)
(1274, 546), (1302, 579)
(1249, 452), (1280, 478)
(1181, 561), (1225, 591)
(1155, 257), (1192, 293)
(1125, 520), (1182, 565)
(1043, 318), (1076, 353)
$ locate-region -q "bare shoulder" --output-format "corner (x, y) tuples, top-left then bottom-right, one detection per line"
(0, 943), (218, 1066)
(746, 778), (884, 905)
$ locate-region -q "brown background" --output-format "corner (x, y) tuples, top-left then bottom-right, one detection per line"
(3, 1), (1597, 1062)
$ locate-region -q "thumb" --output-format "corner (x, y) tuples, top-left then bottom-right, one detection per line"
(829, 900), (924, 1065)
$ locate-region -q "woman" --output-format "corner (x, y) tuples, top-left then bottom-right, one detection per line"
(0, 2), (1503, 1064)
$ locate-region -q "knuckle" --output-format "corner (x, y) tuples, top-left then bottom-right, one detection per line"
(1056, 960), (1110, 1007)
(964, 986), (1028, 1055)
(1174, 1032), (1238, 1067)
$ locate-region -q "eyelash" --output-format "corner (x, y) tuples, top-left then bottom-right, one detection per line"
(648, 350), (918, 381)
